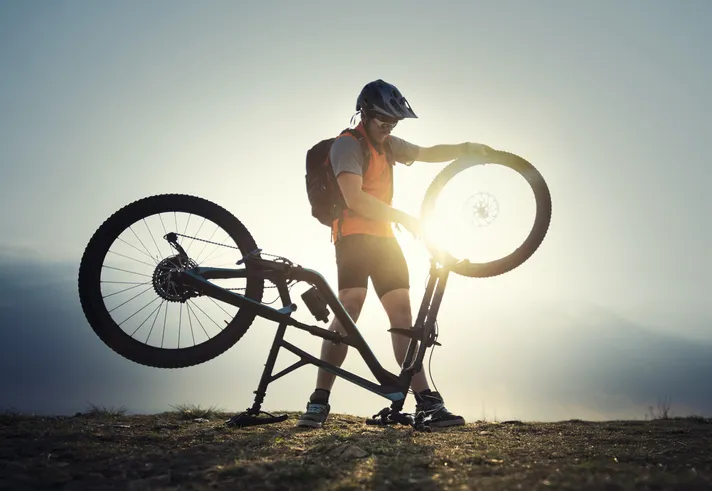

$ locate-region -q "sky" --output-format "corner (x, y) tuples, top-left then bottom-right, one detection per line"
(1, 0), (711, 423)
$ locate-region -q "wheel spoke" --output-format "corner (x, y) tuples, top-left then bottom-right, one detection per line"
(109, 285), (154, 314)
(102, 265), (152, 278)
(116, 236), (157, 263)
(186, 302), (196, 346)
(199, 234), (236, 265)
(161, 301), (169, 349)
(185, 217), (206, 255)
(189, 298), (225, 331)
(194, 224), (221, 264)
(178, 304), (183, 349)
(117, 294), (161, 327)
(142, 300), (165, 343)
(103, 281), (151, 299)
(187, 301), (211, 340)
(107, 249), (156, 269)
(129, 300), (164, 338)
(101, 280), (146, 285)
(158, 213), (169, 237)
(183, 213), (192, 237)
(144, 217), (164, 261)
(207, 295), (233, 319)
(129, 224), (158, 263)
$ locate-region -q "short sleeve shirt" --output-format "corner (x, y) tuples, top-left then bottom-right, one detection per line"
(330, 134), (420, 177)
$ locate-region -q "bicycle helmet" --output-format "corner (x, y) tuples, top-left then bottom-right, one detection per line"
(356, 79), (418, 120)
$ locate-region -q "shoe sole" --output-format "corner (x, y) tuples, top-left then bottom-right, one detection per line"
(296, 420), (323, 428)
(428, 418), (465, 428)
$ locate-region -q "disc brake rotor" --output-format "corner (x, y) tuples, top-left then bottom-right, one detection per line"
(462, 192), (499, 227)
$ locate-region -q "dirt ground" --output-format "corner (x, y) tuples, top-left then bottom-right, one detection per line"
(1, 409), (711, 490)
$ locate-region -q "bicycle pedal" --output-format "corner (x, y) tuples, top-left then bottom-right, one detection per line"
(365, 407), (414, 426)
(387, 328), (441, 346)
(365, 407), (391, 425)
(415, 423), (433, 432)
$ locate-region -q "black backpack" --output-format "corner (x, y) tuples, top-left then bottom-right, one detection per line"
(305, 128), (393, 228)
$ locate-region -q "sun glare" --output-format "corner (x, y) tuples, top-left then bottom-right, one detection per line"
(421, 164), (537, 264)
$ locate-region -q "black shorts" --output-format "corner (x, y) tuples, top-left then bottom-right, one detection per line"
(335, 234), (410, 298)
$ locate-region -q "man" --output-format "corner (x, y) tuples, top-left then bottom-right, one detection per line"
(297, 79), (493, 429)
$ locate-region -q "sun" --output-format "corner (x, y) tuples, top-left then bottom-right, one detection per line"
(403, 162), (539, 267)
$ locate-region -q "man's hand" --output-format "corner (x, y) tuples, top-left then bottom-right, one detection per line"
(416, 142), (497, 163)
(462, 142), (496, 156)
(396, 212), (422, 239)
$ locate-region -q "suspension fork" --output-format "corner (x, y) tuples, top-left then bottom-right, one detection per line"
(400, 258), (450, 376)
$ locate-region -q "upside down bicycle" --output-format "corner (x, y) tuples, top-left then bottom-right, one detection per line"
(77, 150), (552, 431)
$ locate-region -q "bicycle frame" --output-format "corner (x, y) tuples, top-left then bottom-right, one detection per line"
(176, 251), (452, 415)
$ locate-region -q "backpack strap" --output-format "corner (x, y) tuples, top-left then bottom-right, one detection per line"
(384, 138), (395, 166)
(329, 128), (371, 242)
(343, 128), (371, 175)
(341, 128), (397, 207)
(384, 137), (395, 203)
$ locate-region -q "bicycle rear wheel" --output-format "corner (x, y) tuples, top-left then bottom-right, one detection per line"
(78, 194), (265, 368)
(420, 151), (552, 278)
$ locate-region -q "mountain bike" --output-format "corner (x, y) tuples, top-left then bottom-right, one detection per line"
(77, 151), (552, 430)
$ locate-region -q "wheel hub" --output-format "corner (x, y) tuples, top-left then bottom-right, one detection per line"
(152, 255), (199, 302)
(463, 192), (499, 227)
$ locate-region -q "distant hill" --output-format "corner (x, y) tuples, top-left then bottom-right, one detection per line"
(458, 299), (712, 419)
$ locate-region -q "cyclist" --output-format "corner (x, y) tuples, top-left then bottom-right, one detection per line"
(297, 79), (493, 428)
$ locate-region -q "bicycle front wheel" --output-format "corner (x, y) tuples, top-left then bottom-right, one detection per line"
(77, 194), (265, 368)
(420, 151), (552, 278)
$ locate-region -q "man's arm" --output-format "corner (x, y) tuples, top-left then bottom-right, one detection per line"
(328, 136), (405, 222)
(416, 142), (493, 163)
(336, 172), (418, 232)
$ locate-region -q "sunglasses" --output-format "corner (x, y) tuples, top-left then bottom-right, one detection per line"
(372, 117), (399, 130)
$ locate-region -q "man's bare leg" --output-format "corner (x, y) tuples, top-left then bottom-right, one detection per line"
(379, 288), (430, 393)
(314, 287), (367, 392)
(296, 287), (368, 428)
(380, 288), (465, 427)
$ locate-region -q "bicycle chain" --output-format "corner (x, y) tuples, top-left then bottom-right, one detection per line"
(172, 233), (295, 291)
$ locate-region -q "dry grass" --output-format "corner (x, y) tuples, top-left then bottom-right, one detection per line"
(168, 403), (223, 420)
(1, 408), (711, 490)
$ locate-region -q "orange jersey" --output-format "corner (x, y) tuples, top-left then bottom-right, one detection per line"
(330, 123), (395, 241)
